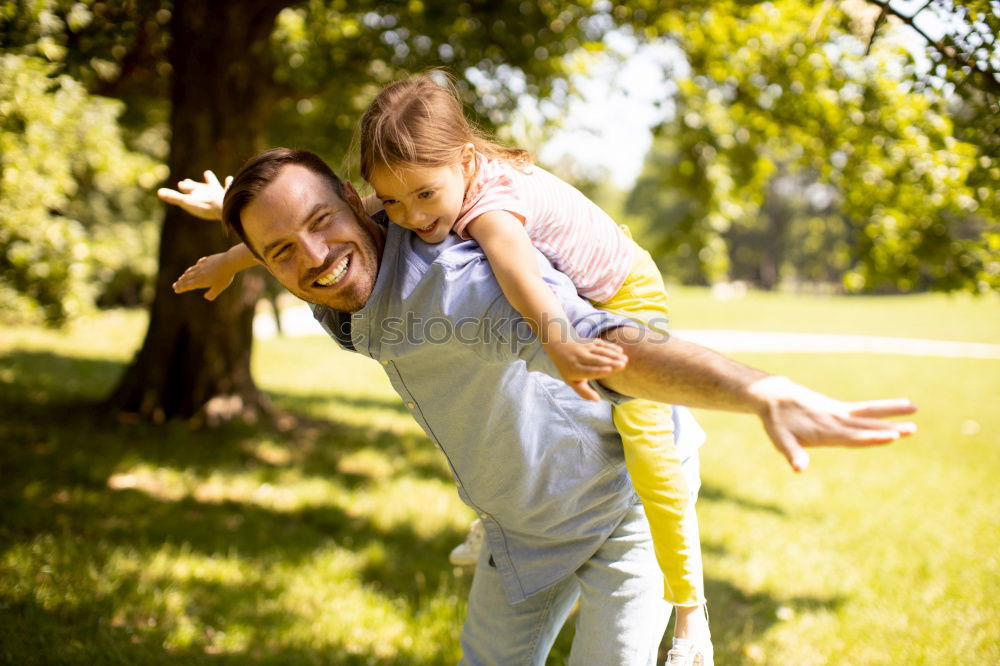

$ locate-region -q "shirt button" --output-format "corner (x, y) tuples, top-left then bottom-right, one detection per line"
(407, 402), (415, 409)
(381, 360), (389, 366)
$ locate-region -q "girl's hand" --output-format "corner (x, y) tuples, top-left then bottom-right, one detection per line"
(173, 253), (235, 301)
(546, 339), (629, 402)
(158, 170), (232, 221)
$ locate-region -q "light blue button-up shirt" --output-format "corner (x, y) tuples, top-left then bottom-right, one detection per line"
(313, 220), (703, 603)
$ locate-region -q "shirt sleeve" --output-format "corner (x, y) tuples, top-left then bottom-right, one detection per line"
(452, 163), (530, 240)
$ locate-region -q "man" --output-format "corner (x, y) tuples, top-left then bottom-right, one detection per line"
(161, 148), (916, 665)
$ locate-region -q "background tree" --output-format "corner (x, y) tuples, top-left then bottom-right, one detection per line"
(0, 0), (639, 423)
(625, 0), (997, 292)
(0, 53), (162, 325)
(3, 0), (995, 423)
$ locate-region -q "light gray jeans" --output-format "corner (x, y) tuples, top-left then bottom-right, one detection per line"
(459, 453), (702, 665)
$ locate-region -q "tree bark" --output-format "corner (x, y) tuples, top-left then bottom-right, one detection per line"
(108, 0), (291, 424)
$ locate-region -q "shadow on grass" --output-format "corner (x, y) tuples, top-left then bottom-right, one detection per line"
(0, 350), (125, 404)
(273, 390), (413, 416)
(0, 593), (452, 665)
(697, 482), (787, 516)
(0, 348), (843, 666)
(544, 575), (844, 665)
(1, 349), (474, 663)
(699, 578), (845, 662)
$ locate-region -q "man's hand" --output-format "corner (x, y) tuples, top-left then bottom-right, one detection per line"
(157, 170), (231, 221)
(747, 375), (917, 472)
(596, 330), (918, 471)
(173, 253), (236, 301)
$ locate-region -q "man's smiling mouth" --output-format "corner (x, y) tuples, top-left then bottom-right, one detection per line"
(314, 254), (350, 287)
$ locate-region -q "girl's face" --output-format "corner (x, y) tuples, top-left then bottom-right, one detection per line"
(368, 145), (476, 244)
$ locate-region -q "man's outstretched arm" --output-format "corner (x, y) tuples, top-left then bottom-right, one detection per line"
(598, 327), (918, 472)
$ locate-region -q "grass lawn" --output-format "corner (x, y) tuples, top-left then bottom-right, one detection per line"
(1, 292), (997, 664)
(664, 286), (1000, 344)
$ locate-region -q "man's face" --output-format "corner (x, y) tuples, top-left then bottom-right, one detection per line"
(242, 164), (384, 312)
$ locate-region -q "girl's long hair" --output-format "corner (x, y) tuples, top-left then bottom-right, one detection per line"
(358, 72), (530, 181)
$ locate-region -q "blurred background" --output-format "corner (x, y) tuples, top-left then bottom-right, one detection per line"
(1, 1), (997, 664)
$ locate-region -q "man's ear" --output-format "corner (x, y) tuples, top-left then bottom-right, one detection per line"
(341, 181), (370, 219)
(343, 180), (360, 199)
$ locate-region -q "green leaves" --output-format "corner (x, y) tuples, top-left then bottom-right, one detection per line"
(628, 0), (998, 293)
(0, 54), (162, 325)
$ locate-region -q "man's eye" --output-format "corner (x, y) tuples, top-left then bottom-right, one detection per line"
(311, 213), (330, 230)
(418, 190), (434, 199)
(273, 246), (292, 261)
(382, 199), (398, 206)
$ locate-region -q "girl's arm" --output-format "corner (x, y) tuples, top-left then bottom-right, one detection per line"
(173, 243), (260, 301)
(466, 209), (628, 401)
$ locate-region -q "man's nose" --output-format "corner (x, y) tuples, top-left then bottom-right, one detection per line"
(300, 233), (327, 267)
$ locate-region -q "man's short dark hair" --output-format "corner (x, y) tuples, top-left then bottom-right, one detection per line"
(222, 148), (346, 257)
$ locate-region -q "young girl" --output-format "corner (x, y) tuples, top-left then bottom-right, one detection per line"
(172, 74), (712, 664)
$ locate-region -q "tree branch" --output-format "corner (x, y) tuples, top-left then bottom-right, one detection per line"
(866, 5), (888, 55)
(863, 0), (1000, 97)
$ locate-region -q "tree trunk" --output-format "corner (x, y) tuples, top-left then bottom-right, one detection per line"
(759, 177), (789, 291)
(108, 0), (290, 424)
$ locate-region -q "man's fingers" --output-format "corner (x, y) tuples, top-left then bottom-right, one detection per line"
(205, 287), (221, 301)
(768, 424), (811, 472)
(224, 175), (233, 190)
(157, 187), (184, 204)
(790, 448), (810, 472)
(840, 424), (902, 443)
(204, 170), (221, 188)
(848, 399), (917, 418)
(842, 414), (916, 437)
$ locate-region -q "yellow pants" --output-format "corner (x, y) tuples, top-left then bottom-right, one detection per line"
(593, 233), (705, 605)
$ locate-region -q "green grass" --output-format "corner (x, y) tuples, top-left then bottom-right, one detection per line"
(665, 286), (1000, 344)
(1, 298), (998, 664)
(692, 352), (999, 665)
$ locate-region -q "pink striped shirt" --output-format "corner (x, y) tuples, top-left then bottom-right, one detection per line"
(453, 153), (634, 303)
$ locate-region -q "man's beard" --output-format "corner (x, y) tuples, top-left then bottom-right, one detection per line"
(298, 219), (380, 313)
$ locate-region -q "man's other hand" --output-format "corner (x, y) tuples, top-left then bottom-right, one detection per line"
(749, 375), (917, 472)
(158, 170), (230, 221)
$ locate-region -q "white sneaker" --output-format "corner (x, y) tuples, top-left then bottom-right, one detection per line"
(448, 518), (484, 566)
(665, 635), (714, 666)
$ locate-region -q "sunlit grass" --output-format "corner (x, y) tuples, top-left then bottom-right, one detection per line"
(665, 285), (1000, 343)
(1, 300), (997, 664)
(692, 353), (1000, 665)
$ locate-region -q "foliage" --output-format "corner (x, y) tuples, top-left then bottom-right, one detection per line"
(0, 54), (163, 325)
(266, 0), (621, 177)
(868, 0), (1000, 274)
(0, 0), (627, 332)
(626, 0), (998, 293)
